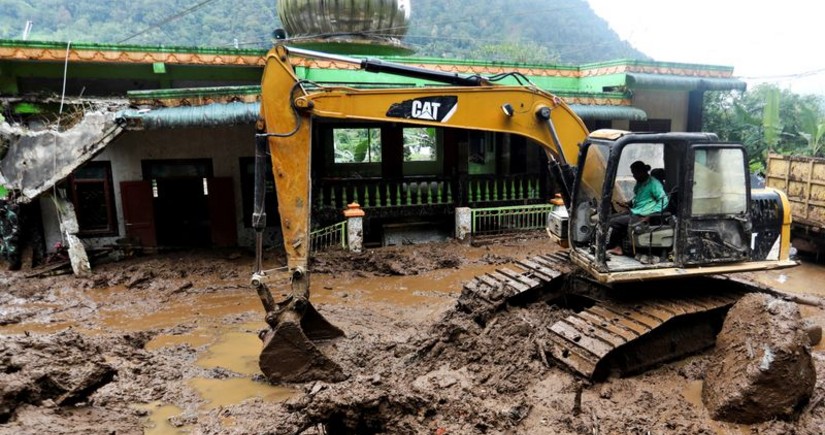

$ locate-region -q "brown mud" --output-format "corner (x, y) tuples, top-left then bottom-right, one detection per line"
(1, 232), (824, 434)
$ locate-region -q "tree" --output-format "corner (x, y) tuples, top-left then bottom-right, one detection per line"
(704, 84), (825, 171)
(470, 41), (559, 65)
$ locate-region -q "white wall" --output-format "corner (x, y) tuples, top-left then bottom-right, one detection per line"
(630, 90), (691, 132)
(41, 124), (272, 251)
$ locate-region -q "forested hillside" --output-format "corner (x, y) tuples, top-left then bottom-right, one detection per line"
(0, 0), (646, 64)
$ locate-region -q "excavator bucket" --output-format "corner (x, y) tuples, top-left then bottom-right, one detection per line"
(258, 297), (347, 384)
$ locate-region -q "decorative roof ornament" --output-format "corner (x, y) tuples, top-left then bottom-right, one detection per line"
(276, 0), (414, 55)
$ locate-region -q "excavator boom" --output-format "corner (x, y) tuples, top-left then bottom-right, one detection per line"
(253, 44), (588, 383)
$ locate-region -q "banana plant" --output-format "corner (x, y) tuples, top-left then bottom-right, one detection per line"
(798, 105), (825, 156)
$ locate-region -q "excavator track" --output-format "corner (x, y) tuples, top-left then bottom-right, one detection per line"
(461, 250), (752, 381)
(546, 290), (745, 379)
(459, 252), (574, 319)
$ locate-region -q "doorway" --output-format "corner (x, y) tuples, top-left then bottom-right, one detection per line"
(142, 159), (212, 247)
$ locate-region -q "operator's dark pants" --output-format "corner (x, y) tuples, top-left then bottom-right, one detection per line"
(606, 213), (645, 250)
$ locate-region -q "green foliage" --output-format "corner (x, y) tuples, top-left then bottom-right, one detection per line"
(0, 0), (279, 48)
(704, 84), (825, 172)
(762, 87), (781, 148)
(0, 0), (646, 64)
(471, 41), (559, 65)
(334, 128), (381, 163)
(798, 105), (825, 156)
(403, 127), (436, 161)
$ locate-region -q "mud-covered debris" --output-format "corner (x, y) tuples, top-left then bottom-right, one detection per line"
(703, 293), (817, 423)
(0, 331), (117, 422)
(311, 244), (465, 276)
(126, 270), (154, 289)
(287, 388), (427, 434)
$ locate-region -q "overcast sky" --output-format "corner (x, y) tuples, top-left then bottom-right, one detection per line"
(586, 0), (825, 96)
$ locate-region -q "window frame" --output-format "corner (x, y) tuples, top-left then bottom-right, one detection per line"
(68, 160), (118, 237)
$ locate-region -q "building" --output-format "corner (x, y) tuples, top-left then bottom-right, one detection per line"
(0, 39), (746, 266)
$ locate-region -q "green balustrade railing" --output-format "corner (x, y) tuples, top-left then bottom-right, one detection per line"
(310, 220), (347, 253)
(467, 175), (542, 204)
(315, 178), (453, 210)
(471, 204), (555, 235)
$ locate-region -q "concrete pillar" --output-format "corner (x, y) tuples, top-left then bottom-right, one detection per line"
(455, 206), (472, 242)
(50, 193), (91, 277)
(343, 202), (365, 253)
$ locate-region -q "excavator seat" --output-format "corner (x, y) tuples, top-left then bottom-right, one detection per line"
(631, 217), (674, 248)
(630, 216), (674, 264)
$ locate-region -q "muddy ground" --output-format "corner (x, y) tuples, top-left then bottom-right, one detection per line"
(1, 232), (824, 434)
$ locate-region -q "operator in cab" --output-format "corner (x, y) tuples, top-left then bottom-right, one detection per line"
(606, 160), (669, 256)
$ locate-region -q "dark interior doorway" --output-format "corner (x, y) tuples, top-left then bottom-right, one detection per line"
(142, 159), (212, 247)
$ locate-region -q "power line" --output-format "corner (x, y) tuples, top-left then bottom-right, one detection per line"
(116, 0), (222, 44)
(742, 67), (825, 81)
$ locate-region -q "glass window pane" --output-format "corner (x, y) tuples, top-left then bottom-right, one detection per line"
(333, 128), (382, 163)
(691, 148), (747, 215)
(403, 128), (437, 162)
(74, 165), (107, 180)
(615, 143), (665, 203)
(75, 182), (109, 230)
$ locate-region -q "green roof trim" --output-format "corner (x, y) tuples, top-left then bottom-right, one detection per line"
(626, 73), (746, 92)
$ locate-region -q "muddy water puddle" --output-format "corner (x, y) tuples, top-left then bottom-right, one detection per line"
(195, 327), (263, 374)
(98, 290), (262, 331)
(681, 380), (752, 435)
(190, 377), (295, 409)
(142, 322), (294, 434)
(748, 261), (825, 297)
(136, 402), (189, 435)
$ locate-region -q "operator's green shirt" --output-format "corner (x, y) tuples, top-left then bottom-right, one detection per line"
(631, 176), (668, 216)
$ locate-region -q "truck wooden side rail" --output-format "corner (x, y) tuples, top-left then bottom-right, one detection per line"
(766, 153), (825, 257)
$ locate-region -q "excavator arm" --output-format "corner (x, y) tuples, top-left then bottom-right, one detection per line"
(259, 44), (588, 269)
(253, 45), (588, 383)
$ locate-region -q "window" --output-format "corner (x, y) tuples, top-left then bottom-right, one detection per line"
(69, 161), (118, 237)
(403, 128), (437, 162)
(333, 128), (382, 163)
(691, 148), (747, 215)
(615, 143), (665, 202)
(468, 132), (496, 174)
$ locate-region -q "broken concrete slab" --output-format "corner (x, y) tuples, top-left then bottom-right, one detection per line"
(49, 192), (91, 277)
(0, 110), (124, 202)
(702, 293), (816, 424)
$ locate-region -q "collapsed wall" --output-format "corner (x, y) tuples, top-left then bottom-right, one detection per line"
(0, 106), (124, 274)
(0, 110), (123, 202)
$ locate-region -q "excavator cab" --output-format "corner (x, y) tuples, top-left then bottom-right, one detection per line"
(568, 129), (793, 283)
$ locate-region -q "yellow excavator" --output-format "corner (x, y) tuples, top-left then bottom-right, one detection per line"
(251, 44), (797, 383)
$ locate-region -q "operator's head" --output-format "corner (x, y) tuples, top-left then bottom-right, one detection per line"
(630, 160), (651, 182)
